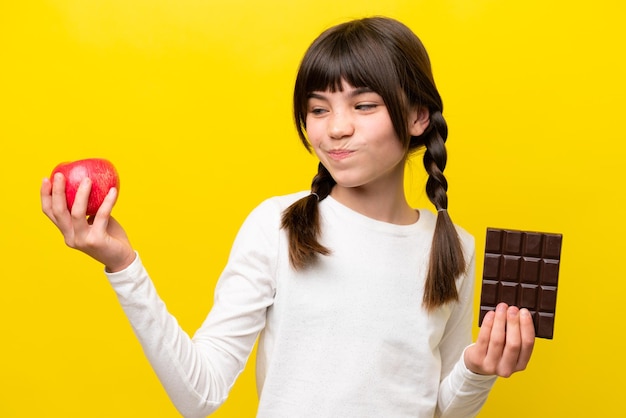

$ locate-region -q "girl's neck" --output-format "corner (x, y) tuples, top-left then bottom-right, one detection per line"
(330, 184), (418, 225)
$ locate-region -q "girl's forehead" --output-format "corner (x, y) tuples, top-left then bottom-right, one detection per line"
(309, 79), (368, 92)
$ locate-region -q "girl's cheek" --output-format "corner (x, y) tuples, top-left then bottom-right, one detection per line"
(305, 128), (323, 148)
(310, 144), (326, 162)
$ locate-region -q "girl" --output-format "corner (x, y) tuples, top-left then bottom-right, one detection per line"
(41, 16), (535, 418)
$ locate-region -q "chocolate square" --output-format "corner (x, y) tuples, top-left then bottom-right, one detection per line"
(478, 227), (563, 339)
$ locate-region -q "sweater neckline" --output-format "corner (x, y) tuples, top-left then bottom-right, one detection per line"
(322, 195), (435, 236)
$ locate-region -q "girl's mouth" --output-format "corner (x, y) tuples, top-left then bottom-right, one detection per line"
(327, 149), (354, 161)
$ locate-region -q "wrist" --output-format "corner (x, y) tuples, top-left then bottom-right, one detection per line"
(105, 250), (137, 273)
(463, 344), (484, 375)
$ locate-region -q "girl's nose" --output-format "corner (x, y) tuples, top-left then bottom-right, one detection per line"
(328, 112), (354, 139)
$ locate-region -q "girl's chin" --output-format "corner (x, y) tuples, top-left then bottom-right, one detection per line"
(330, 180), (369, 191)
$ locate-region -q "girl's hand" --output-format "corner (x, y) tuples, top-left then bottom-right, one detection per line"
(464, 302), (535, 377)
(41, 173), (136, 272)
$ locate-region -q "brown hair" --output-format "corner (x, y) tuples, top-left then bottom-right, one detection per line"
(281, 16), (466, 310)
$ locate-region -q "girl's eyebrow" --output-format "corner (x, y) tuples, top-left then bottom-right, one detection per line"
(349, 87), (375, 97)
(307, 92), (327, 100)
(307, 87), (375, 100)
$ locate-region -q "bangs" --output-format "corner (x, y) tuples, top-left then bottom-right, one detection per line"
(299, 27), (397, 96)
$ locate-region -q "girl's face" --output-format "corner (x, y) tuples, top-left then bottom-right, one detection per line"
(305, 79), (428, 194)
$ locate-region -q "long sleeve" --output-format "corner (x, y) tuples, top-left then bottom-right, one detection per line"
(435, 241), (498, 417)
(107, 256), (225, 417)
(105, 200), (279, 417)
(436, 350), (497, 418)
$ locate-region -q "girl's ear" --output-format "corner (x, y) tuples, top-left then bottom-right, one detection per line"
(408, 107), (430, 137)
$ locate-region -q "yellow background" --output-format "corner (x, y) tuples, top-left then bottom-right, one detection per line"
(1, 0), (624, 417)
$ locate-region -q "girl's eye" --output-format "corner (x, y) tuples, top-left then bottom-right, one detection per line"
(355, 103), (378, 111)
(309, 107), (327, 115)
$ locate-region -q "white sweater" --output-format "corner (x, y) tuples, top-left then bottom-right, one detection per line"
(106, 192), (496, 418)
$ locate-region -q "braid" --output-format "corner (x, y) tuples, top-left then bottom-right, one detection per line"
(422, 111), (449, 211)
(421, 111), (466, 311)
(311, 162), (335, 201)
(281, 163), (335, 269)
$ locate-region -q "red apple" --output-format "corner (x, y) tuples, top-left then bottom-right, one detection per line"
(50, 158), (120, 216)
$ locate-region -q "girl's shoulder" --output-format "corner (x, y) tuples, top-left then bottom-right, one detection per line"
(424, 210), (475, 248)
(418, 209), (475, 253)
(253, 191), (310, 214)
(230, 192), (310, 251)
(240, 191), (309, 227)
(267, 190), (311, 208)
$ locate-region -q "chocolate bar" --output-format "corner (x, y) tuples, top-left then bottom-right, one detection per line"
(478, 227), (563, 339)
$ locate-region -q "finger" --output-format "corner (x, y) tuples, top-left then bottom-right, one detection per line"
(70, 178), (92, 237)
(499, 306), (522, 376)
(48, 173), (76, 236)
(50, 172), (69, 216)
(90, 187), (118, 231)
(41, 178), (54, 219)
(475, 310), (496, 353)
(70, 177), (91, 216)
(485, 303), (508, 363)
(516, 308), (536, 369)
